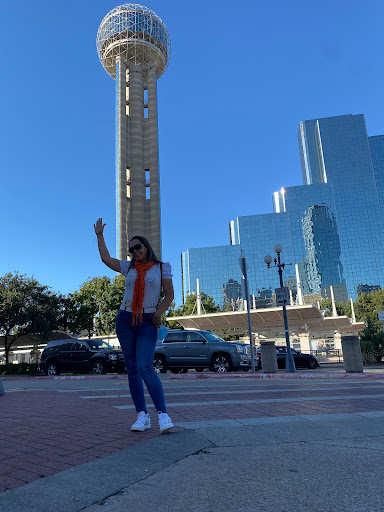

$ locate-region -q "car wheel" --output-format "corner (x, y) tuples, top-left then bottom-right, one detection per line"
(153, 356), (168, 374)
(92, 361), (105, 375)
(195, 368), (204, 372)
(307, 358), (318, 370)
(47, 362), (60, 376)
(212, 354), (232, 373)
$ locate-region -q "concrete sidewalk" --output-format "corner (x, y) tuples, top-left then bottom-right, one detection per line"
(1, 374), (384, 511)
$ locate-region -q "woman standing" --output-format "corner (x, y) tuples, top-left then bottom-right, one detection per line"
(94, 218), (174, 434)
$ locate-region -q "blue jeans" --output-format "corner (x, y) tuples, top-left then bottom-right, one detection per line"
(115, 310), (167, 414)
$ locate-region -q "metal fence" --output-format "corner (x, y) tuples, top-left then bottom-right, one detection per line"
(305, 349), (343, 363)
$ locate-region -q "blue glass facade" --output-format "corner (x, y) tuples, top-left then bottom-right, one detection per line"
(299, 115), (384, 300)
(369, 135), (384, 221)
(182, 245), (242, 309)
(182, 114), (384, 307)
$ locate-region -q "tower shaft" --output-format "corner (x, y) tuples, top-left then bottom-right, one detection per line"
(115, 57), (161, 260)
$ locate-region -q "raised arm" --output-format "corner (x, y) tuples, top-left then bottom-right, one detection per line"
(94, 218), (121, 272)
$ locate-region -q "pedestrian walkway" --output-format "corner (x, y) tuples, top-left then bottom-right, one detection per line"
(1, 373), (384, 511)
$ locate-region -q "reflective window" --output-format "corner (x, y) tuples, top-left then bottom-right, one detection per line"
(182, 114), (384, 305)
(184, 332), (205, 343)
(164, 332), (185, 343)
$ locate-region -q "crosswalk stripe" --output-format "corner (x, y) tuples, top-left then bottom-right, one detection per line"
(78, 384), (384, 400)
(113, 393), (384, 409)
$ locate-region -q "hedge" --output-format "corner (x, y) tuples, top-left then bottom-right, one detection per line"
(0, 363), (40, 375)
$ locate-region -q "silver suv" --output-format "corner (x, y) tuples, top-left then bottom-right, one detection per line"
(153, 329), (252, 374)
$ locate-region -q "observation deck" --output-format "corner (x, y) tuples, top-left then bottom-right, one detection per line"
(96, 3), (171, 79)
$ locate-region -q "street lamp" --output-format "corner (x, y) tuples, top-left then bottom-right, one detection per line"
(264, 244), (296, 372)
(238, 250), (256, 373)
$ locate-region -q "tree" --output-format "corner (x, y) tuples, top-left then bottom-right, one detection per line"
(319, 298), (351, 317)
(350, 289), (384, 364)
(353, 289), (384, 330)
(359, 318), (384, 364)
(98, 274), (125, 334)
(166, 293), (221, 329)
(56, 295), (77, 333)
(164, 300), (181, 329)
(69, 279), (102, 338)
(0, 272), (61, 364)
(69, 275), (125, 337)
(172, 293), (220, 316)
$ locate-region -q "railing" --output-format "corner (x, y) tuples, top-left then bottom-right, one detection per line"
(305, 349), (343, 363)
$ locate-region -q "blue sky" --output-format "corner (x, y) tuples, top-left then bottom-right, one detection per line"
(1, 0), (383, 306)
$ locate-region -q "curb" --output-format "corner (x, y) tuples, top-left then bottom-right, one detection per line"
(168, 371), (384, 380)
(0, 374), (127, 381)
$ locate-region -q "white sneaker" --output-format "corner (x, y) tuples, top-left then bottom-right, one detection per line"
(158, 412), (174, 434)
(131, 411), (151, 432)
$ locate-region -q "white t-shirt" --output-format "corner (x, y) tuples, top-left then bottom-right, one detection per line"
(119, 261), (173, 309)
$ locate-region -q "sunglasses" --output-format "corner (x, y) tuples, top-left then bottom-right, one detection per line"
(129, 243), (143, 254)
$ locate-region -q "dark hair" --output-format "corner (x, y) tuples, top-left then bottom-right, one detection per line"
(128, 235), (162, 268)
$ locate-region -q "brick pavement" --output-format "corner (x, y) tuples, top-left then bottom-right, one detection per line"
(1, 376), (384, 493)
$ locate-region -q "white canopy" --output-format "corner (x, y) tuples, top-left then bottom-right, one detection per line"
(167, 305), (365, 335)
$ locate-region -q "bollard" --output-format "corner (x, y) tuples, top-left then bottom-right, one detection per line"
(341, 335), (364, 373)
(260, 341), (278, 373)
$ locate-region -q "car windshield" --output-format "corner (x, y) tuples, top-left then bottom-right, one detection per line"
(277, 347), (296, 354)
(87, 340), (113, 350)
(203, 332), (225, 342)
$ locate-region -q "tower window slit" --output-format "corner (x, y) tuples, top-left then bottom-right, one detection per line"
(146, 169), (150, 199)
(144, 87), (148, 118)
(126, 69), (130, 115)
(126, 167), (131, 198)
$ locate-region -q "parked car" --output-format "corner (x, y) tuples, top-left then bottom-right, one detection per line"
(257, 346), (319, 370)
(39, 339), (126, 376)
(153, 330), (252, 374)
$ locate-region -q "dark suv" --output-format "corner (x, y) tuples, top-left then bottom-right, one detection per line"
(39, 339), (125, 376)
(153, 329), (252, 373)
(257, 347), (319, 370)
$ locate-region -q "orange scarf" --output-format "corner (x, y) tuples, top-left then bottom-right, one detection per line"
(132, 260), (155, 325)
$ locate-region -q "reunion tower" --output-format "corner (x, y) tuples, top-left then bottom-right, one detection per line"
(96, 4), (171, 260)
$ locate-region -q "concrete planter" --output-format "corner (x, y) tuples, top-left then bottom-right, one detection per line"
(341, 335), (364, 373)
(260, 341), (278, 373)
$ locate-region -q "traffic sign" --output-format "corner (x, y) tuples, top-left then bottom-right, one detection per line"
(275, 287), (290, 306)
(378, 311), (384, 321)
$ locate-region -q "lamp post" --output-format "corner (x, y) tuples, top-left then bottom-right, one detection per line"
(264, 244), (296, 372)
(239, 250), (256, 373)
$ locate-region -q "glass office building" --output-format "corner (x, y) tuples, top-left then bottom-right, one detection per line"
(182, 114), (384, 308)
(369, 135), (384, 221)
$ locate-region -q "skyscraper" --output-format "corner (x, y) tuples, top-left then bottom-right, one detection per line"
(97, 4), (171, 260)
(182, 114), (384, 307)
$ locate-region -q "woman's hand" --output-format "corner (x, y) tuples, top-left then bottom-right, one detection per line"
(152, 311), (162, 328)
(94, 218), (106, 237)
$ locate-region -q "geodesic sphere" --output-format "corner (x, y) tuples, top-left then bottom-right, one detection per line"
(96, 3), (171, 78)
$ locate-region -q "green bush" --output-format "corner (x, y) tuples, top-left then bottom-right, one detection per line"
(0, 363), (40, 375)
(360, 339), (380, 365)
